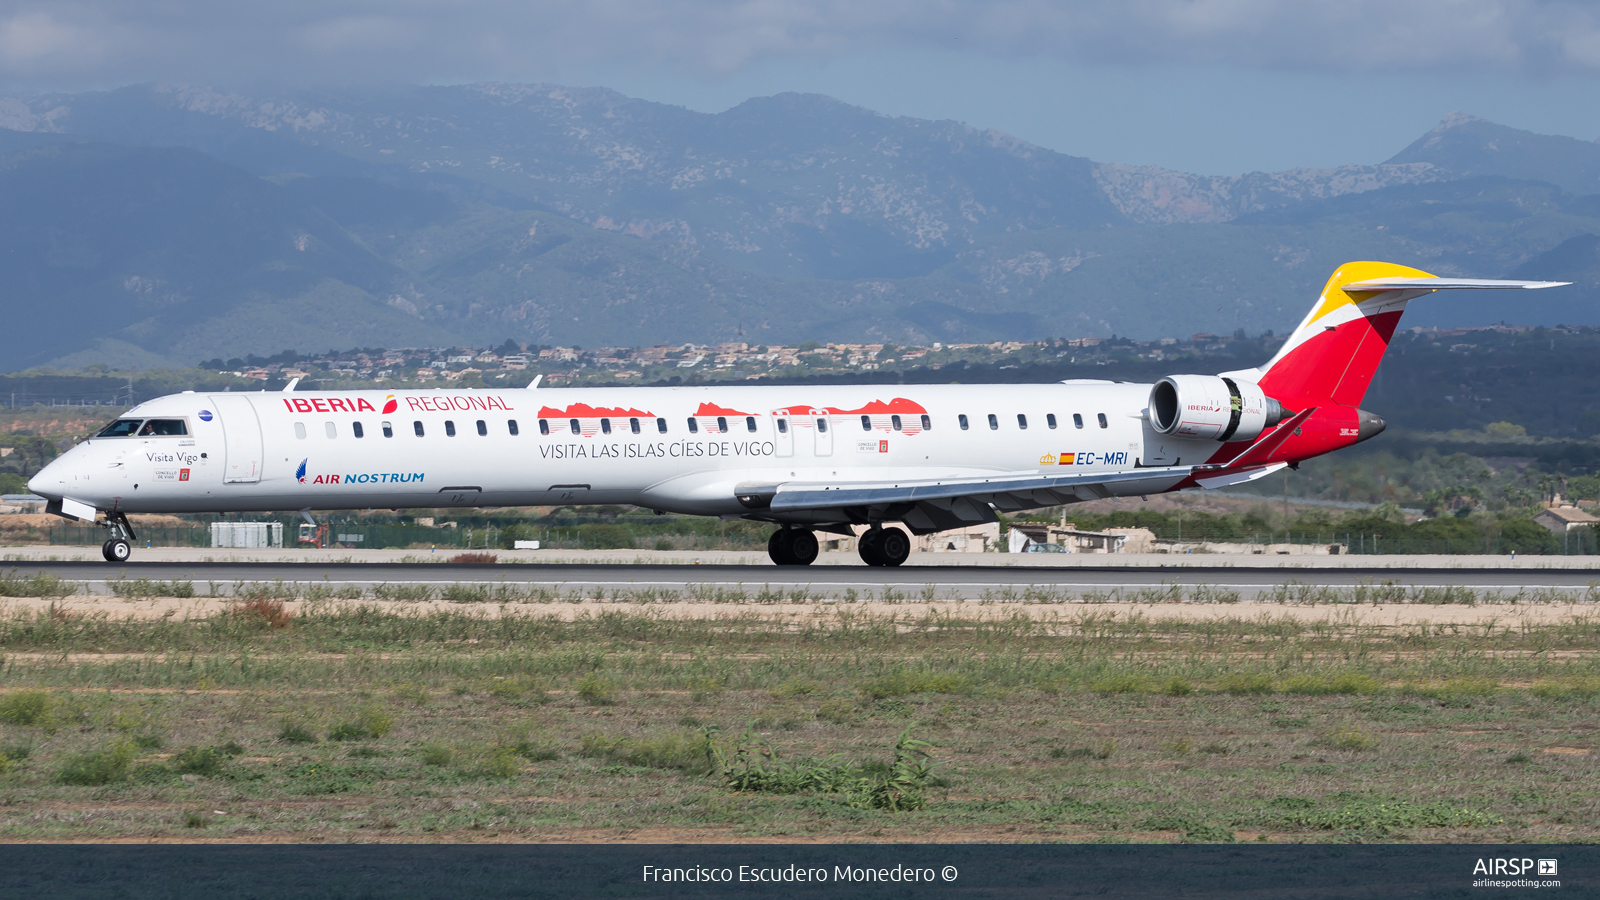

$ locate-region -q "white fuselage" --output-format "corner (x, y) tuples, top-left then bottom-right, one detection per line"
(30, 383), (1223, 518)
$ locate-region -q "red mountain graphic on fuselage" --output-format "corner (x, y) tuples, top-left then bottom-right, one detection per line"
(823, 398), (927, 416)
(693, 402), (754, 418)
(537, 403), (655, 418)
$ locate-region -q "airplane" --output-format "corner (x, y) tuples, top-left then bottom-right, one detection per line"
(29, 261), (1566, 566)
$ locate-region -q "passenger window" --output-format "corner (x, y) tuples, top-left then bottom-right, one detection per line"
(861, 415), (872, 431)
(538, 419), (550, 435)
(656, 418), (668, 433)
(413, 421), (425, 437)
(817, 418), (828, 433)
(294, 422), (307, 440)
(1073, 414), (1084, 429)
(776, 418), (788, 434)
(1017, 414), (1027, 430)
(601, 418), (612, 435)
(891, 415), (902, 431)
(445, 420), (456, 437)
(630, 417), (641, 434)
(959, 414), (969, 430)
(382, 421), (394, 438)
(987, 414), (998, 430)
(352, 422), (365, 439)
(569, 419), (580, 435)
(688, 418), (698, 434)
(325, 422), (337, 439)
(509, 420), (520, 436)
(716, 416), (727, 434)
(921, 414), (931, 431)
(746, 416), (756, 433)
(1047, 414), (1057, 429)
(1098, 413), (1108, 429)
(476, 420), (487, 436)
(139, 419), (188, 436)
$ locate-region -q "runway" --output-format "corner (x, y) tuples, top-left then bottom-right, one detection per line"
(12, 559), (1600, 599)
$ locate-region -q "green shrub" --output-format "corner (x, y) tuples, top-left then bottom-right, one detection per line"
(0, 569), (78, 598)
(56, 741), (134, 785)
(329, 708), (394, 742)
(575, 674), (617, 706)
(579, 731), (713, 774)
(1283, 799), (1500, 832)
(1530, 678), (1600, 701)
(1282, 673), (1382, 696)
(0, 692), (50, 727)
(1318, 729), (1379, 752)
(1217, 673), (1275, 695)
(1089, 674), (1151, 694)
(420, 744), (453, 767)
(185, 812), (208, 829)
(172, 744), (242, 776)
(816, 698), (857, 724)
(278, 722), (317, 744)
(1162, 677), (1195, 696)
(859, 671), (968, 699)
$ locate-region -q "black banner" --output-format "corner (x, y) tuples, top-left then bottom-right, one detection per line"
(0, 844), (1590, 898)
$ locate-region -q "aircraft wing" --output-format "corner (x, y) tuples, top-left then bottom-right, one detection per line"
(751, 464), (1203, 534)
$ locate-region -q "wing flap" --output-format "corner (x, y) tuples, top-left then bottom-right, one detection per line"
(769, 465), (1194, 513)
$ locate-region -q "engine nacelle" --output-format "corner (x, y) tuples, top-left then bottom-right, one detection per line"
(1149, 375), (1288, 443)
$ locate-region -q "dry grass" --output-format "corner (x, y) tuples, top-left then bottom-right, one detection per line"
(447, 552), (498, 564)
(231, 597), (293, 630)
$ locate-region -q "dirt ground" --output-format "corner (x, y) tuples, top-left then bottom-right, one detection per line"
(7, 594), (1594, 626)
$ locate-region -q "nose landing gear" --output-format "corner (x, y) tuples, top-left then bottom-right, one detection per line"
(99, 512), (137, 563)
(767, 528), (819, 566)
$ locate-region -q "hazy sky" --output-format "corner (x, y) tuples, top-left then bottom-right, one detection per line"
(4, 1), (1600, 174)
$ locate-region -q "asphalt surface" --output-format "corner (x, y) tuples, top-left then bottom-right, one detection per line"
(15, 560), (1600, 597)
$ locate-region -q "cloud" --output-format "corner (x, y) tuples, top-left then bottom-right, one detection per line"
(1, 0), (1599, 87)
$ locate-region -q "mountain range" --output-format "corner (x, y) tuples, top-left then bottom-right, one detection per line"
(2, 85), (1600, 370)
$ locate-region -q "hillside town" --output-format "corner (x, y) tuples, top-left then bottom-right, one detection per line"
(188, 323), (1590, 390)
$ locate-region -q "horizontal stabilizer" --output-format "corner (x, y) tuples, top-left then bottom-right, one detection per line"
(1342, 277), (1569, 292)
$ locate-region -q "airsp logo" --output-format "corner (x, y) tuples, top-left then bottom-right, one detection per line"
(1472, 858), (1554, 876)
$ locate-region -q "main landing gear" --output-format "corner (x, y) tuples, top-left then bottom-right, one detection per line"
(857, 525), (911, 568)
(768, 528), (820, 566)
(100, 511), (137, 563)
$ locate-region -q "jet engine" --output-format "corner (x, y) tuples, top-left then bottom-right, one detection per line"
(1149, 375), (1289, 443)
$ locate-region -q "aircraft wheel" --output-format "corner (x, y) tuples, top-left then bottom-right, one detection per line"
(788, 530), (819, 566)
(767, 529), (796, 565)
(857, 528), (886, 567)
(101, 540), (117, 562)
(878, 527), (911, 567)
(105, 539), (131, 563)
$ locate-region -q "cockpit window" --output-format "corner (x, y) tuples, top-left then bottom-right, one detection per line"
(138, 419), (188, 436)
(96, 419), (144, 437)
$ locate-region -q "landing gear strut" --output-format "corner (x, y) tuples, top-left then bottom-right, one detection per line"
(100, 512), (136, 563)
(767, 528), (819, 566)
(857, 526), (911, 567)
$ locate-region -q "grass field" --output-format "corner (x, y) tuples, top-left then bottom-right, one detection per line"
(0, 582), (1596, 844)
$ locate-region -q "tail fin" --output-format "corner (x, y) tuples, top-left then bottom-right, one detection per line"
(1240, 261), (1568, 410)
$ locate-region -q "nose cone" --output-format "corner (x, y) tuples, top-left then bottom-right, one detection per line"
(1355, 408), (1386, 444)
(27, 466), (60, 499)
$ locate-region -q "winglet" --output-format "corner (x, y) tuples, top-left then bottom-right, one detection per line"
(527, 374), (543, 389)
(283, 377), (300, 392)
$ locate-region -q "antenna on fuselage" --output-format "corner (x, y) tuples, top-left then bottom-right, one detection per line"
(527, 374), (543, 389)
(283, 378), (300, 392)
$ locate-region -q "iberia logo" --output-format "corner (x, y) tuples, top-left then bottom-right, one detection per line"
(382, 394), (398, 414)
(296, 459), (308, 483)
